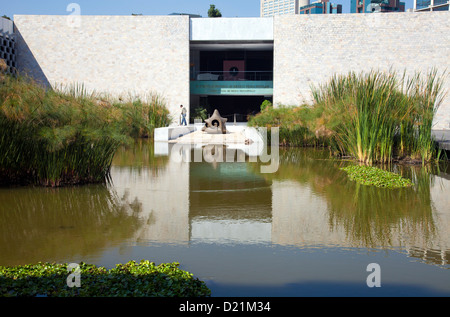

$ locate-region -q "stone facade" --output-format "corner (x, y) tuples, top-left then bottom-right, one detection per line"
(273, 12), (450, 129)
(14, 15), (191, 124)
(13, 13), (450, 129)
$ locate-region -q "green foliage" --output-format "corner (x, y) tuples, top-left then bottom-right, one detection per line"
(0, 74), (171, 186)
(192, 106), (208, 120)
(340, 165), (413, 188)
(248, 69), (447, 165)
(208, 4), (222, 17)
(260, 99), (272, 112)
(311, 69), (446, 165)
(114, 94), (171, 138)
(0, 260), (211, 297)
(248, 105), (326, 147)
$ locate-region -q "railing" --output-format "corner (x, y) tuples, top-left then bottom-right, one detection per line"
(192, 71), (273, 82)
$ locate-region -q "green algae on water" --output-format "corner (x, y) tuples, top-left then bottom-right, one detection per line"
(340, 165), (413, 188)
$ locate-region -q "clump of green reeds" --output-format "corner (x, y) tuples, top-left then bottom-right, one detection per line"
(0, 74), (171, 187)
(249, 69), (447, 165)
(248, 104), (323, 147)
(112, 94), (171, 139)
(58, 84), (172, 139)
(311, 69), (447, 165)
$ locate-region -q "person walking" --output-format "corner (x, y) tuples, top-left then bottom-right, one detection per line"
(180, 105), (187, 126)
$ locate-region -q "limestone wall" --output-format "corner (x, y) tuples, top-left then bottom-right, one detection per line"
(273, 12), (450, 129)
(13, 15), (191, 124)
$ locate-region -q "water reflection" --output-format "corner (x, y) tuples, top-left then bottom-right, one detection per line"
(0, 139), (448, 274)
(189, 161), (272, 244)
(0, 185), (143, 266)
(262, 148), (449, 268)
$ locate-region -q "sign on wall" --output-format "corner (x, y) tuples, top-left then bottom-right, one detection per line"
(190, 81), (273, 96)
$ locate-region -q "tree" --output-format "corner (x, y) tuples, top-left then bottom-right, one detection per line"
(208, 4), (222, 17)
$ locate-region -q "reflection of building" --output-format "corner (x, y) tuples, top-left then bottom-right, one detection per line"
(110, 154), (191, 245)
(189, 160), (273, 244)
(414, 0), (449, 11)
(299, 0), (342, 14)
(351, 0), (405, 13)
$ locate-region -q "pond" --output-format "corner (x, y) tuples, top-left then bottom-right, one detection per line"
(0, 139), (449, 297)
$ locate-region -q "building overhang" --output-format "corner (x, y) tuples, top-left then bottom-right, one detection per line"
(190, 17), (274, 42)
(190, 41), (273, 51)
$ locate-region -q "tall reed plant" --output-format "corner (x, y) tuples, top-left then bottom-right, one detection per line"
(311, 69), (446, 165)
(0, 73), (171, 186)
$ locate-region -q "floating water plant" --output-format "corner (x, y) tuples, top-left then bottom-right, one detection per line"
(340, 165), (413, 188)
(0, 260), (211, 297)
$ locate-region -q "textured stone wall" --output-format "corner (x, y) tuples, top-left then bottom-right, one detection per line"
(14, 15), (190, 124)
(273, 12), (450, 129)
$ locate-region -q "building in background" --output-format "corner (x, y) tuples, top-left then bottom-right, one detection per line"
(0, 17), (16, 74)
(414, 0), (449, 11)
(299, 0), (342, 14)
(261, 0), (304, 17)
(10, 13), (450, 129)
(350, 0), (405, 13)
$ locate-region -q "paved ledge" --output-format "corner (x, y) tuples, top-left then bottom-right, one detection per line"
(154, 126), (195, 142)
(155, 122), (250, 143)
(168, 129), (249, 145)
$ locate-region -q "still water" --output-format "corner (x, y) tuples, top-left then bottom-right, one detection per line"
(0, 140), (449, 296)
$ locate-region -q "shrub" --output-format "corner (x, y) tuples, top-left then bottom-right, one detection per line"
(0, 74), (171, 186)
(0, 260), (211, 297)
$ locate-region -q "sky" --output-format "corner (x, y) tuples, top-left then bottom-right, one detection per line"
(2, 0), (414, 19)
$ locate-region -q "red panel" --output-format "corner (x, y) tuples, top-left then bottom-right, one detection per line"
(223, 60), (245, 81)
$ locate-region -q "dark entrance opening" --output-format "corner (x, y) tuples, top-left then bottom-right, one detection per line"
(200, 95), (271, 122)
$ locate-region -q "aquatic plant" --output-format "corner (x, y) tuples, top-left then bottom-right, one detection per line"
(340, 165), (413, 188)
(0, 260), (211, 297)
(0, 73), (171, 186)
(311, 69), (446, 165)
(248, 105), (323, 147)
(249, 69), (447, 165)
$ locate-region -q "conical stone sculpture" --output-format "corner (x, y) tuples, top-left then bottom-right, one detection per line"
(202, 109), (228, 134)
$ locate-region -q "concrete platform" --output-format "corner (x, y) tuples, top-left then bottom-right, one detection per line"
(169, 129), (249, 145)
(154, 125), (195, 142)
(154, 123), (266, 159)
